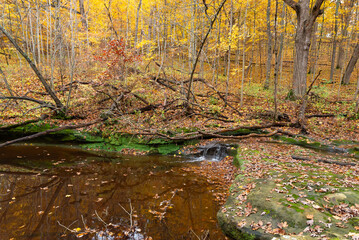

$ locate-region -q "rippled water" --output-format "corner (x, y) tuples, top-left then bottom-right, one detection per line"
(0, 145), (226, 239)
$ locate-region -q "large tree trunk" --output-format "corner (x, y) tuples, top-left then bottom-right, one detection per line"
(284, 0), (325, 98)
(342, 42), (359, 85)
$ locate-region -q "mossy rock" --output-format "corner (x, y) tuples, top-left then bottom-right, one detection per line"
(218, 177), (359, 240)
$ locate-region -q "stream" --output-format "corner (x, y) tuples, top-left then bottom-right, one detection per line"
(0, 145), (226, 239)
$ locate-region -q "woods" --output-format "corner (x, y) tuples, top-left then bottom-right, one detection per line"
(1, 1), (359, 239)
(0, 0), (359, 141)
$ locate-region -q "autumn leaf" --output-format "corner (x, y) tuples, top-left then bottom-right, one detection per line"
(306, 214), (314, 219)
(278, 221), (288, 229)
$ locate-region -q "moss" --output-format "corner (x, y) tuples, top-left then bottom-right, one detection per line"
(157, 144), (180, 155)
(348, 217), (359, 226)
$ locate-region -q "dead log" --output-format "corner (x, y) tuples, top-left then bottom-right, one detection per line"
(291, 155), (356, 166)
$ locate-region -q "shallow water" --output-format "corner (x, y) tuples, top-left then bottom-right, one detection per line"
(0, 145), (226, 239)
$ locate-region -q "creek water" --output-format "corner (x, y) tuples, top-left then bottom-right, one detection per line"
(0, 145), (226, 239)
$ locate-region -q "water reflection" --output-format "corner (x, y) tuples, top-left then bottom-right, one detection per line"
(0, 145), (225, 239)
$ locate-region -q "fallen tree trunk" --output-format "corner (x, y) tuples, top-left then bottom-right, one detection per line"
(0, 119), (102, 148)
(291, 155), (356, 166)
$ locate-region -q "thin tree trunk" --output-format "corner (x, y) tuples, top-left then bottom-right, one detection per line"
(336, 0), (355, 69)
(225, 0), (233, 100)
(186, 0), (227, 107)
(264, 0), (272, 89)
(342, 42), (359, 85)
(0, 24), (64, 111)
(329, 0), (340, 83)
(273, 0), (279, 120)
(78, 0), (88, 29)
(309, 22), (318, 73)
(240, 0), (248, 107)
(134, 0), (142, 48)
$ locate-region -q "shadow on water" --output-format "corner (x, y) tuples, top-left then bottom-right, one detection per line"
(0, 145), (226, 239)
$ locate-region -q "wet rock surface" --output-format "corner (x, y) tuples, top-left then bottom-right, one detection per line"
(184, 142), (233, 161)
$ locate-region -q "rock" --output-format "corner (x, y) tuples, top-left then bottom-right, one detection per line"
(186, 142), (233, 161)
(325, 193), (347, 203)
(218, 177), (359, 240)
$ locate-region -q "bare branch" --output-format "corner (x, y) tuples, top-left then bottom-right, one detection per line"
(0, 96), (55, 109)
(311, 0), (325, 17)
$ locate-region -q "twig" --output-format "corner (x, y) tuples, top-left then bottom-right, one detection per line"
(118, 199), (134, 228)
(190, 228), (201, 240)
(57, 221), (76, 233)
(95, 210), (108, 227)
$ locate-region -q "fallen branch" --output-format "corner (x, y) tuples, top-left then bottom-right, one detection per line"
(306, 114), (335, 118)
(0, 119), (102, 148)
(0, 96), (56, 110)
(291, 155), (357, 166)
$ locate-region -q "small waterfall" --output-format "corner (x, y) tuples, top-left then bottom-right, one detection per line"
(192, 143), (230, 161)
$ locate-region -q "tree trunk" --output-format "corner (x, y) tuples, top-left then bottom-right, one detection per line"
(284, 0), (325, 98)
(308, 22), (318, 73)
(225, 0), (233, 101)
(336, 0), (355, 69)
(134, 0), (142, 48)
(78, 0), (88, 29)
(264, 0), (272, 89)
(329, 0), (340, 83)
(342, 42), (359, 85)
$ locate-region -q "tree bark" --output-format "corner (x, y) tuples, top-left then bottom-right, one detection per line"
(342, 42), (359, 85)
(283, 0), (325, 98)
(336, 0), (356, 69)
(264, 0), (272, 89)
(329, 0), (340, 83)
(78, 0), (88, 29)
(134, 0), (142, 48)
